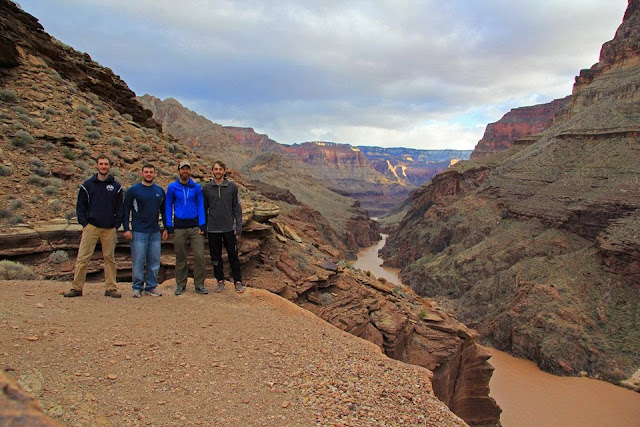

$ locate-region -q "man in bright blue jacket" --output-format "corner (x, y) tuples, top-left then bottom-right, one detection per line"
(165, 160), (207, 295)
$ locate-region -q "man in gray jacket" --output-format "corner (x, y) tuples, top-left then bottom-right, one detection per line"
(203, 160), (244, 293)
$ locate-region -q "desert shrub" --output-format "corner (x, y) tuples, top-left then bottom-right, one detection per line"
(44, 83), (54, 90)
(107, 136), (123, 146)
(43, 186), (59, 196)
(0, 209), (10, 218)
(11, 130), (34, 147)
(62, 98), (73, 106)
(30, 157), (44, 168)
(11, 105), (28, 115)
(50, 200), (64, 211)
(12, 121), (25, 130)
(75, 160), (91, 172)
(0, 88), (17, 102)
(126, 171), (140, 184)
(88, 93), (99, 102)
(28, 119), (44, 129)
(317, 292), (334, 305)
(9, 214), (24, 225)
(64, 211), (75, 222)
(27, 175), (48, 186)
(84, 118), (99, 126)
(48, 177), (64, 187)
(43, 142), (55, 151)
(123, 135), (133, 142)
(0, 260), (35, 280)
(8, 199), (24, 210)
(140, 144), (151, 152)
(61, 147), (75, 160)
(44, 106), (59, 115)
(0, 165), (12, 176)
(113, 119), (122, 126)
(48, 250), (69, 264)
(122, 113), (133, 121)
(76, 104), (92, 116)
(50, 73), (65, 84)
(34, 167), (48, 177)
(86, 130), (101, 140)
(418, 309), (428, 319)
(17, 113), (30, 122)
(110, 148), (121, 158)
(95, 104), (106, 113)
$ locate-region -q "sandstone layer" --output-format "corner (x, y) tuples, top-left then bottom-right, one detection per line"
(383, 0), (640, 386)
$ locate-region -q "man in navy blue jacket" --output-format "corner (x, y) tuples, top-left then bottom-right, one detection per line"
(165, 160), (207, 295)
(64, 155), (123, 298)
(123, 163), (168, 298)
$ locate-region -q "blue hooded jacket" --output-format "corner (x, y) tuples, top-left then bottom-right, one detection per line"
(76, 174), (123, 229)
(165, 178), (205, 233)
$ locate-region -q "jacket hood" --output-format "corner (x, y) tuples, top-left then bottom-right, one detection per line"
(175, 178), (197, 187)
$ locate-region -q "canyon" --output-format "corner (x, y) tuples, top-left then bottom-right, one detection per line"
(382, 0), (640, 388)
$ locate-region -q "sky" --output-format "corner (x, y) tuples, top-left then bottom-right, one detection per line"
(17, 1), (628, 150)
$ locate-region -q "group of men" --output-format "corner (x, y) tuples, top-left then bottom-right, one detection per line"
(63, 155), (244, 298)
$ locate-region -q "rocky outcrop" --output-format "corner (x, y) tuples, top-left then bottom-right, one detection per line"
(383, 0), (640, 384)
(0, 0), (159, 130)
(0, 371), (61, 426)
(470, 97), (570, 158)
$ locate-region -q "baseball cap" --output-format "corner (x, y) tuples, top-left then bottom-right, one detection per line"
(178, 160), (191, 169)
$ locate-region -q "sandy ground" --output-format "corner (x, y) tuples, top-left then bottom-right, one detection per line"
(0, 280), (466, 427)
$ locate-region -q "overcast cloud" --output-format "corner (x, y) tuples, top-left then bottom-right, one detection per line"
(18, 0), (627, 149)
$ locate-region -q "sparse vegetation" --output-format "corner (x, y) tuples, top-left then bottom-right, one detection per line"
(418, 309), (428, 319)
(84, 118), (99, 126)
(123, 136), (133, 142)
(0, 260), (35, 280)
(107, 136), (123, 146)
(11, 105), (28, 115)
(43, 142), (55, 151)
(61, 147), (75, 160)
(122, 113), (133, 121)
(0, 165), (12, 176)
(8, 199), (24, 210)
(43, 186), (59, 196)
(11, 130), (35, 147)
(76, 104), (92, 116)
(9, 215), (24, 225)
(28, 118), (44, 129)
(45, 106), (60, 115)
(0, 209), (10, 219)
(86, 130), (101, 140)
(110, 148), (121, 157)
(48, 250), (69, 264)
(140, 144), (151, 152)
(317, 292), (334, 306)
(0, 88), (18, 102)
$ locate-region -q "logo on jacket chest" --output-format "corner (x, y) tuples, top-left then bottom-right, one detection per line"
(106, 184), (115, 191)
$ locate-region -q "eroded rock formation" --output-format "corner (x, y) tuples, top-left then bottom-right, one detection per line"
(383, 0), (640, 385)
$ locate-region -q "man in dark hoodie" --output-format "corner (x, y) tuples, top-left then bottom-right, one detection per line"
(203, 160), (244, 293)
(64, 155), (123, 298)
(165, 160), (207, 295)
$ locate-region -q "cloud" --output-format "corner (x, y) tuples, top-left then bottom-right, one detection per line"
(18, 0), (628, 149)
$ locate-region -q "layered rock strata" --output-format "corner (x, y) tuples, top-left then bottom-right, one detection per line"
(383, 0), (640, 385)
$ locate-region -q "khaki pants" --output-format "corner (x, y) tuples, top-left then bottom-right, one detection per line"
(71, 224), (117, 291)
(173, 227), (206, 289)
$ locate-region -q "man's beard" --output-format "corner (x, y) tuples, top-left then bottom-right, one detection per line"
(143, 177), (154, 184)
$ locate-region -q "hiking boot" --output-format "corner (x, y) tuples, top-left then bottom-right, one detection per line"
(215, 280), (225, 293)
(174, 286), (186, 296)
(132, 289), (142, 298)
(144, 288), (162, 297)
(195, 286), (209, 295)
(63, 289), (82, 298)
(104, 289), (122, 298)
(234, 281), (245, 294)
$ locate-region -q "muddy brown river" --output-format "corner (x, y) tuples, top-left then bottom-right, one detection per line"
(354, 236), (640, 427)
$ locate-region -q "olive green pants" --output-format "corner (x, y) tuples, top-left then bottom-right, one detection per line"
(173, 227), (206, 290)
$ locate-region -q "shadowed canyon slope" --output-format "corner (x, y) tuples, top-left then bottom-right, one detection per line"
(383, 0), (640, 386)
(0, 1), (500, 425)
(138, 95), (470, 217)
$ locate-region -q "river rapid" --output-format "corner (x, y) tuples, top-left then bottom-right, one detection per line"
(354, 236), (640, 427)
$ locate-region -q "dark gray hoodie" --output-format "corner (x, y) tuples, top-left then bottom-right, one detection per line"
(202, 178), (242, 235)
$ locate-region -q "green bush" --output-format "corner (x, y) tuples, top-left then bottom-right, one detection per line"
(62, 98), (73, 106)
(84, 118), (99, 126)
(9, 214), (24, 225)
(11, 105), (28, 115)
(8, 199), (24, 210)
(76, 104), (92, 116)
(11, 130), (35, 147)
(43, 186), (59, 196)
(28, 119), (44, 129)
(30, 157), (44, 168)
(12, 121), (25, 130)
(122, 113), (133, 121)
(110, 148), (120, 157)
(0, 88), (17, 102)
(86, 130), (101, 140)
(28, 175), (48, 186)
(44, 106), (59, 115)
(0, 165), (12, 176)
(123, 135), (133, 142)
(0, 260), (35, 280)
(43, 142), (55, 151)
(140, 144), (151, 152)
(48, 250), (69, 264)
(0, 209), (10, 219)
(61, 147), (75, 160)
(107, 136), (123, 146)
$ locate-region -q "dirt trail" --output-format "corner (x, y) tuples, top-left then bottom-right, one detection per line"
(0, 280), (466, 426)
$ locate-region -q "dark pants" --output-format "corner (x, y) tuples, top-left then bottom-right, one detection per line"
(208, 231), (242, 283)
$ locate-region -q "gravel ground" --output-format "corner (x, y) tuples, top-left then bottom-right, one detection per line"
(0, 280), (467, 427)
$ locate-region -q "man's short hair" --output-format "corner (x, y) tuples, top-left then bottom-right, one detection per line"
(212, 160), (227, 170)
(142, 163), (155, 171)
(96, 154), (111, 164)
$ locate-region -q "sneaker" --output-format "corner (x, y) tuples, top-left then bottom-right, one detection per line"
(63, 289), (82, 298)
(132, 289), (142, 298)
(104, 289), (122, 298)
(234, 281), (245, 293)
(144, 288), (162, 297)
(195, 287), (209, 295)
(174, 287), (186, 296)
(215, 280), (225, 293)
